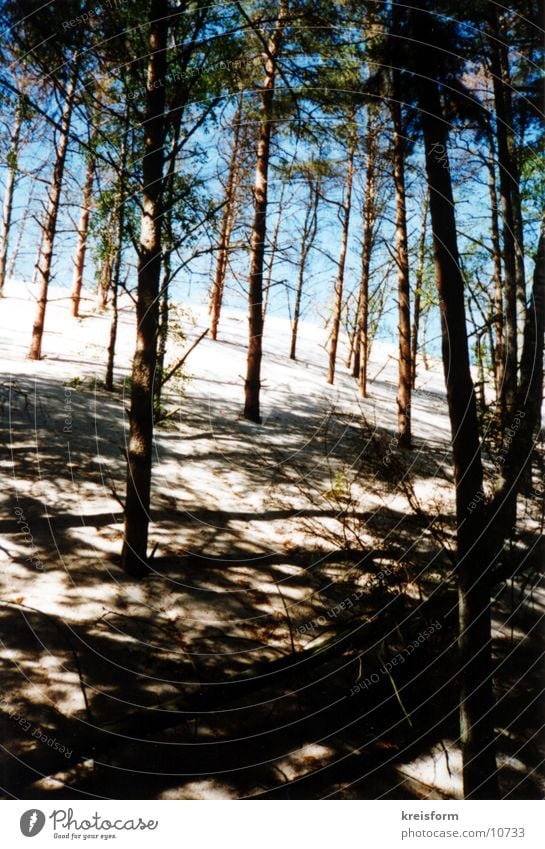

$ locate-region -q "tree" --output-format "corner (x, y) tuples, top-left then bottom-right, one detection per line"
(0, 93), (24, 294)
(289, 164), (320, 360)
(70, 114), (100, 318)
(243, 0), (289, 422)
(390, 76), (412, 446)
(328, 117), (356, 385)
(120, 0), (169, 577)
(209, 93), (244, 341)
(28, 55), (79, 360)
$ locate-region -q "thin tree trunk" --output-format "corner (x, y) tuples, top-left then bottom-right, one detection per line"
(346, 287), (361, 372)
(28, 57), (78, 359)
(496, 28), (526, 348)
(7, 173), (38, 281)
(0, 98), (23, 294)
(411, 191), (428, 389)
(391, 89), (411, 446)
(356, 113), (377, 396)
(489, 13), (518, 421)
(155, 117), (182, 414)
(419, 74), (499, 800)
(210, 93), (243, 341)
(70, 125), (98, 317)
(244, 0), (288, 422)
(105, 112), (129, 393)
(328, 123), (356, 385)
(105, 273), (119, 392)
(290, 176), (318, 360)
(263, 181), (286, 326)
(489, 215), (545, 532)
(121, 0), (168, 576)
(31, 227), (44, 287)
(484, 100), (505, 417)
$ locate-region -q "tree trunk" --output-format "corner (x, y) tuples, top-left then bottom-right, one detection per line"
(121, 0), (168, 577)
(328, 124), (356, 385)
(484, 101), (505, 418)
(28, 57), (78, 360)
(263, 181), (287, 326)
(155, 117), (182, 415)
(105, 112), (129, 393)
(419, 76), (499, 800)
(391, 88), (411, 446)
(7, 171), (38, 281)
(0, 98), (23, 294)
(489, 215), (545, 533)
(489, 14), (519, 421)
(495, 26), (526, 349)
(70, 159), (95, 317)
(70, 124), (98, 318)
(244, 0), (288, 422)
(104, 273), (119, 392)
(210, 93), (243, 341)
(356, 110), (377, 396)
(290, 176), (318, 360)
(411, 192), (428, 389)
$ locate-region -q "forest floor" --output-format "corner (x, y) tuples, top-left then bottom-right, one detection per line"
(0, 280), (543, 800)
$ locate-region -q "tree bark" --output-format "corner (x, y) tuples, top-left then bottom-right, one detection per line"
(155, 116), (182, 414)
(328, 123), (356, 385)
(489, 13), (519, 421)
(411, 191), (428, 389)
(121, 0), (168, 577)
(244, 0), (288, 422)
(391, 87), (411, 446)
(0, 97), (23, 294)
(210, 93), (243, 341)
(263, 181), (287, 326)
(484, 100), (505, 417)
(28, 57), (78, 359)
(70, 151), (95, 317)
(105, 112), (129, 393)
(356, 111), (377, 396)
(419, 75), (499, 800)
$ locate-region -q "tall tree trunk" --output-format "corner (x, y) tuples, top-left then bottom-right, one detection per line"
(210, 93), (243, 341)
(121, 0), (168, 577)
(28, 57), (78, 360)
(484, 101), (505, 418)
(488, 215), (545, 534)
(70, 123), (98, 317)
(495, 26), (526, 348)
(356, 111), (377, 396)
(419, 75), (499, 800)
(7, 171), (38, 281)
(105, 271), (119, 392)
(489, 13), (519, 421)
(328, 124), (356, 385)
(411, 191), (428, 389)
(105, 111), (129, 393)
(263, 180), (287, 326)
(244, 0), (288, 422)
(0, 97), (23, 294)
(289, 176), (318, 360)
(391, 87), (411, 446)
(155, 118), (182, 415)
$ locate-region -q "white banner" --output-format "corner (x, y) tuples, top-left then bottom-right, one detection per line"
(3, 800), (544, 849)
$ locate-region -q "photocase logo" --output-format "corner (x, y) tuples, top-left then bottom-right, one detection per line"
(20, 810), (46, 837)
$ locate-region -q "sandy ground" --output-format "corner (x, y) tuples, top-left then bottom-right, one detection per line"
(0, 279), (543, 800)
